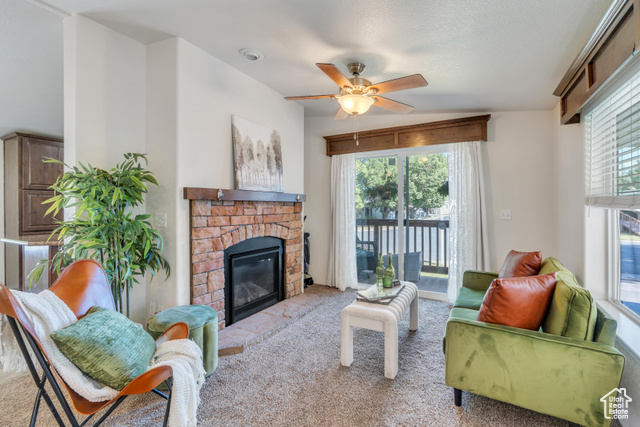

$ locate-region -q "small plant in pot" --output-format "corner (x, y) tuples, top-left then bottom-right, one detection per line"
(30, 153), (170, 316)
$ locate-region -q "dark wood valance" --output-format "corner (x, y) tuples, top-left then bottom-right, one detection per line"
(323, 115), (490, 156)
(183, 187), (305, 202)
(554, 0), (639, 124)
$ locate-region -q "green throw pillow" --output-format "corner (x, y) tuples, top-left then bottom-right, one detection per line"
(539, 257), (597, 341)
(51, 306), (156, 390)
(453, 287), (487, 311)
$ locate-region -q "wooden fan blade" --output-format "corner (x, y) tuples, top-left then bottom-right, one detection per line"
(284, 95), (337, 100)
(334, 108), (349, 120)
(372, 96), (414, 114)
(316, 63), (353, 89)
(369, 74), (427, 95)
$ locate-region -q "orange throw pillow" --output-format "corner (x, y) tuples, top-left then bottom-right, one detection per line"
(477, 272), (557, 330)
(498, 250), (542, 278)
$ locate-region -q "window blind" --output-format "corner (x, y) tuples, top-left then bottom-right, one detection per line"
(586, 68), (640, 208)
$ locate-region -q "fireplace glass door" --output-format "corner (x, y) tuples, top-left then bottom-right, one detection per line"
(225, 236), (284, 325)
(231, 248), (279, 312)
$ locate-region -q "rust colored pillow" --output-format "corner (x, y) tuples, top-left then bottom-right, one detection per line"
(498, 250), (542, 278)
(477, 272), (557, 330)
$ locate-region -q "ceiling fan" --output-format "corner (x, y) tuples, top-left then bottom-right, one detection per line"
(284, 62), (428, 120)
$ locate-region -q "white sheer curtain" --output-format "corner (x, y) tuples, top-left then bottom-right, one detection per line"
(447, 141), (490, 301)
(326, 153), (358, 291)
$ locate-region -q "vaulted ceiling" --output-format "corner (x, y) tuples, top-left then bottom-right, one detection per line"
(1, 0), (612, 135)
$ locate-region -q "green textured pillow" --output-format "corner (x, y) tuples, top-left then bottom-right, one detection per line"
(51, 306), (156, 390)
(540, 257), (596, 341)
(453, 287), (487, 310)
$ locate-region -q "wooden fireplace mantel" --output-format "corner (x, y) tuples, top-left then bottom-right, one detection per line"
(183, 187), (306, 203)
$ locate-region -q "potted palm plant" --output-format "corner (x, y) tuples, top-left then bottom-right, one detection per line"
(30, 153), (170, 316)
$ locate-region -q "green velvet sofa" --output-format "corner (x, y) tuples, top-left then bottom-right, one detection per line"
(443, 258), (625, 427)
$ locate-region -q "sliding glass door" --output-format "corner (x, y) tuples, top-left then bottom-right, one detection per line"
(402, 153), (449, 295)
(355, 147), (449, 296)
(355, 155), (398, 285)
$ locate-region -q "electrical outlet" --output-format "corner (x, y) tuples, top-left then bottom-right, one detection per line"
(154, 213), (167, 228)
(499, 209), (512, 220)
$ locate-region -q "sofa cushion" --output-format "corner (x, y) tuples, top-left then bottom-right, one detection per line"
(539, 257), (596, 341)
(498, 250), (542, 278)
(594, 308), (618, 346)
(51, 306), (156, 390)
(449, 307), (481, 322)
(453, 287), (487, 310)
(477, 273), (557, 330)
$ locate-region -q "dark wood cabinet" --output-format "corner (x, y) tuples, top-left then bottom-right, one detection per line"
(23, 137), (64, 189)
(3, 132), (63, 236)
(2, 132), (63, 292)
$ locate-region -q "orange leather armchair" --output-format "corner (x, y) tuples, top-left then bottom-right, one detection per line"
(0, 259), (187, 427)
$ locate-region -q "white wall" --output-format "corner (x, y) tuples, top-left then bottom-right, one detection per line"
(64, 15), (147, 168)
(64, 14), (148, 322)
(145, 38), (179, 315)
(551, 103), (587, 282)
(305, 110), (557, 285)
(146, 38), (305, 311)
(550, 102), (609, 299)
(0, 0), (63, 139)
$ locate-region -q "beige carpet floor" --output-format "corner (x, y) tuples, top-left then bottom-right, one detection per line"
(0, 286), (568, 426)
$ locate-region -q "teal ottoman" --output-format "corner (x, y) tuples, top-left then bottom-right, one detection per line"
(147, 305), (218, 376)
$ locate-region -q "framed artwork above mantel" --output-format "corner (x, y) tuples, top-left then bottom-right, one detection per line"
(232, 115), (284, 192)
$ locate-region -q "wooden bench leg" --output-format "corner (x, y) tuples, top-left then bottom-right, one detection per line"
(341, 313), (354, 367)
(384, 320), (399, 379)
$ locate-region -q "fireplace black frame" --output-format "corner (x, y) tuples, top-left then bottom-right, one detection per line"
(223, 236), (284, 325)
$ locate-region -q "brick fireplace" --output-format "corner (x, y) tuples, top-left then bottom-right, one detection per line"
(188, 192), (304, 330)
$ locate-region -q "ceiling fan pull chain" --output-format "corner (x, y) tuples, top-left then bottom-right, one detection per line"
(354, 114), (359, 145)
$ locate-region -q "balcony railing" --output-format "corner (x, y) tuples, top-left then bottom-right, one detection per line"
(356, 218), (449, 274)
(621, 211), (640, 236)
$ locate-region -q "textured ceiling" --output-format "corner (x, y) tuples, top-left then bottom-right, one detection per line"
(4, 0), (612, 122)
(0, 0), (63, 138)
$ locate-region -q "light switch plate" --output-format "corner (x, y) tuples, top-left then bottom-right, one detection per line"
(154, 213), (167, 228)
(499, 209), (512, 220)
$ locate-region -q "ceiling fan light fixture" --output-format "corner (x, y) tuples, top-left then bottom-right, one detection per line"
(338, 94), (374, 115)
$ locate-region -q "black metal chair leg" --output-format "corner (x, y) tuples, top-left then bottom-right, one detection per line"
(29, 387), (43, 427)
(41, 391), (67, 427)
(9, 319), (68, 427)
(79, 412), (95, 427)
(33, 372), (66, 427)
(162, 390), (172, 427)
(12, 320), (80, 427)
(454, 388), (462, 406)
(162, 379), (173, 427)
(90, 396), (126, 427)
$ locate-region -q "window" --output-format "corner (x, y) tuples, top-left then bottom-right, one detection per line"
(619, 210), (640, 315)
(586, 68), (640, 318)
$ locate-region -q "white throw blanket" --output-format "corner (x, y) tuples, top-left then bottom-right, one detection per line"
(0, 290), (205, 427)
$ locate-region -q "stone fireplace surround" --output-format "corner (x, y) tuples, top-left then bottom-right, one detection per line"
(189, 197), (304, 330)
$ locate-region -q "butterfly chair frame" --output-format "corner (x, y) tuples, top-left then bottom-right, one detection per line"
(0, 259), (188, 427)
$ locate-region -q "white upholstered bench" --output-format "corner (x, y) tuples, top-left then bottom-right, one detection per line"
(340, 281), (418, 379)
